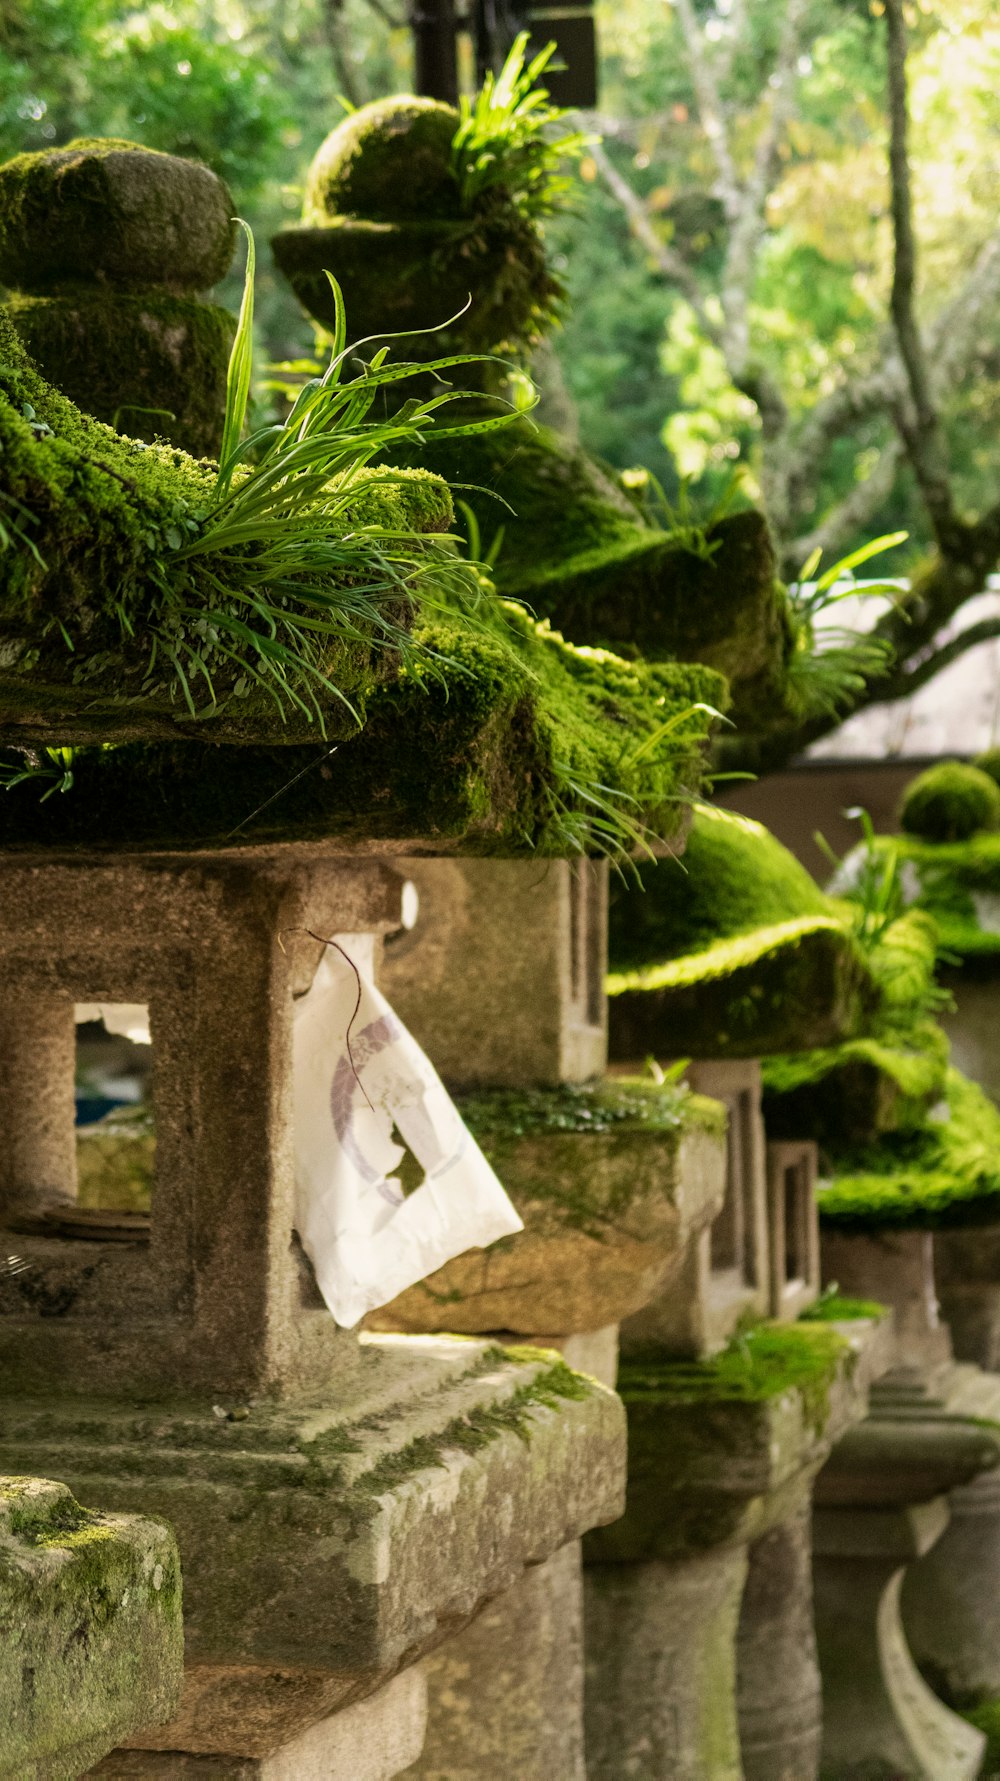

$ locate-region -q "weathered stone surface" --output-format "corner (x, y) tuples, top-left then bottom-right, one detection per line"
(91, 1667), (428, 1779)
(621, 1058), (769, 1358)
(813, 1501), (985, 1781)
(737, 1488), (822, 1781)
(588, 1322), (874, 1566)
(903, 1465), (1000, 1705)
(821, 1226), (953, 1373)
(9, 290), (235, 456)
(0, 1339), (625, 1757)
(380, 858), (609, 1089)
(936, 1221), (1000, 1369)
(0, 1475), (182, 1780)
(0, 852), (409, 1399)
(369, 1121), (725, 1337)
(0, 139), (236, 293)
(401, 1541), (585, 1781)
(584, 1547), (747, 1781)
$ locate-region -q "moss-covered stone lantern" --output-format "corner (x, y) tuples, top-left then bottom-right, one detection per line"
(0, 134), (734, 1774)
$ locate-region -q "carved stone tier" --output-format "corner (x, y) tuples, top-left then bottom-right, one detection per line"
(813, 1405), (1000, 1780)
(1, 1474), (182, 1777)
(0, 1338), (624, 1761)
(583, 1317), (886, 1780)
(368, 1113), (726, 1340)
(0, 849), (409, 1400)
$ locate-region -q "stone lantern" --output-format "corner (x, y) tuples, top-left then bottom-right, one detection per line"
(0, 136), (727, 1776)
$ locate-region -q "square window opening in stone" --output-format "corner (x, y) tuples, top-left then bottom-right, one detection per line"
(710, 1087), (758, 1290)
(783, 1158), (809, 1287)
(73, 1004), (155, 1228)
(569, 861), (604, 1030)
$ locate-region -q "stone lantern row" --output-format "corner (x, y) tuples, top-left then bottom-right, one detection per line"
(3, 125), (1000, 1781)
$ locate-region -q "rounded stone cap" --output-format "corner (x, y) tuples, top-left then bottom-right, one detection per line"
(0, 137), (236, 293)
(304, 97), (461, 225)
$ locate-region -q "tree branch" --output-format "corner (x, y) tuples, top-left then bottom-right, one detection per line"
(590, 142), (725, 349)
(885, 0), (960, 549)
(672, 0), (741, 217)
(876, 615), (1000, 703)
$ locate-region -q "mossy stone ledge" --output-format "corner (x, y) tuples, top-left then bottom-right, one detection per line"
(0, 137), (236, 294)
(0, 1474), (183, 1778)
(816, 1067), (1000, 1232)
(585, 1321), (862, 1563)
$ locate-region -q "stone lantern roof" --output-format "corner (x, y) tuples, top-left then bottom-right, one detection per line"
(606, 805), (876, 1060)
(272, 98), (793, 740)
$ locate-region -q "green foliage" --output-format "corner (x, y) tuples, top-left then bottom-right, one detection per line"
(817, 805), (903, 953)
(0, 232), (530, 740)
(0, 744), (74, 798)
(784, 533), (908, 720)
(817, 1067), (1000, 1231)
(618, 1322), (850, 1433)
(608, 804), (830, 974)
(900, 761), (1000, 844)
(451, 34), (586, 224)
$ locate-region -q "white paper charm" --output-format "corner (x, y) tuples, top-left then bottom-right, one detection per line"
(292, 943), (523, 1326)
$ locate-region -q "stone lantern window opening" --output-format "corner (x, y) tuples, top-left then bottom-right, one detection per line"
(766, 1138), (820, 1320)
(568, 859), (605, 1032)
(73, 1002), (156, 1229)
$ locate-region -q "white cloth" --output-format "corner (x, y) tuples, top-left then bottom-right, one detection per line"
(292, 945), (523, 1327)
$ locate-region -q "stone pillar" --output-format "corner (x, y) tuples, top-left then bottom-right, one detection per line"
(812, 1413), (1000, 1779)
(737, 1489), (822, 1781)
(1, 1475), (182, 1776)
(903, 1463), (1000, 1704)
(402, 1542), (585, 1781)
(0, 988), (76, 1216)
(814, 1502), (984, 1780)
(585, 1547), (747, 1781)
(936, 1223), (1000, 1370)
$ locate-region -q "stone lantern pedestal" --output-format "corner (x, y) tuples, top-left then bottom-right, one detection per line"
(0, 848), (625, 1773)
(818, 1222), (1000, 1740)
(583, 1315), (887, 1781)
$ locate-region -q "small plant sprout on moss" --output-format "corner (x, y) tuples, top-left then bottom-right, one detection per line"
(451, 35), (589, 224)
(786, 531), (908, 719)
(151, 222), (528, 730)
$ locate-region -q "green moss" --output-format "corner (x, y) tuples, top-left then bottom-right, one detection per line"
(617, 1322), (851, 1435)
(608, 914), (872, 1060)
(609, 806), (830, 972)
(304, 98), (462, 225)
(838, 830), (1000, 963)
(8, 290), (235, 457)
(818, 1067), (1000, 1231)
(0, 601), (724, 851)
(0, 136), (235, 294)
(389, 422), (787, 710)
(278, 98), (559, 359)
(456, 1076), (693, 1140)
(353, 1358), (595, 1495)
(800, 1293), (889, 1322)
(0, 310), (454, 745)
(900, 760), (1000, 843)
(762, 1021), (949, 1146)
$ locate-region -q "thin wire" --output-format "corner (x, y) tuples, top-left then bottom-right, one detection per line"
(224, 745), (338, 839)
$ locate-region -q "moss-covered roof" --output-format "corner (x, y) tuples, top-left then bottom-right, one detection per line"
(0, 302), (728, 851)
(0, 309), (450, 747)
(834, 831), (1000, 964)
(0, 602), (723, 853)
(606, 807), (874, 1057)
(386, 421), (790, 725)
(816, 1067), (1000, 1231)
